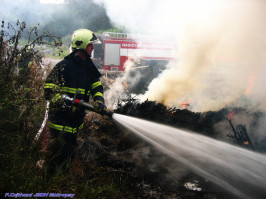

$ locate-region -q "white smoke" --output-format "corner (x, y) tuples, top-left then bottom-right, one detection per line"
(94, 0), (266, 112)
(0, 0), (61, 26)
(104, 59), (145, 108)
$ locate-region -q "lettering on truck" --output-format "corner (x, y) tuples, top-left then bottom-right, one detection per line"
(121, 43), (137, 48)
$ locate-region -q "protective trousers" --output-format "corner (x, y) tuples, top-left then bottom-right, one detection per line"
(40, 125), (77, 174)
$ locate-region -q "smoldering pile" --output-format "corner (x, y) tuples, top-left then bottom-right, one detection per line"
(78, 98), (266, 198)
(116, 98), (266, 150)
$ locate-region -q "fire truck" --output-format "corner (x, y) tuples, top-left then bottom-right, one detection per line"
(93, 32), (174, 94)
(93, 32), (174, 72)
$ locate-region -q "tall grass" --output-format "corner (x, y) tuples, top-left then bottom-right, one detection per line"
(0, 20), (125, 198)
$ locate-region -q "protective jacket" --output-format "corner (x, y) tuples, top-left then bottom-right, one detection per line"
(44, 52), (104, 133)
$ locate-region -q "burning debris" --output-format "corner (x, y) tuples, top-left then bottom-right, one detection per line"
(2, 0), (266, 198)
(78, 97), (266, 198)
(226, 110), (254, 150)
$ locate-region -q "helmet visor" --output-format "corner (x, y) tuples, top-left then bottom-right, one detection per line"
(91, 33), (101, 44)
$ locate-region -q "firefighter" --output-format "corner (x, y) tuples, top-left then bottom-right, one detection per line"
(41, 29), (106, 174)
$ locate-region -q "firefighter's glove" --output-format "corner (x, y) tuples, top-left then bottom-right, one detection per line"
(61, 95), (73, 105)
(93, 100), (107, 115)
(55, 94), (73, 111)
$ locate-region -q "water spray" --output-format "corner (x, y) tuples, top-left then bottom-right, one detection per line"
(60, 97), (266, 198)
(112, 113), (266, 198)
(33, 94), (266, 198)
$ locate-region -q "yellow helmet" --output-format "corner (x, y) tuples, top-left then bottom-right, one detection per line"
(71, 29), (101, 50)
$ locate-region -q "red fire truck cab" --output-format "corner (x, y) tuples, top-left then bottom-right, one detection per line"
(93, 32), (174, 71)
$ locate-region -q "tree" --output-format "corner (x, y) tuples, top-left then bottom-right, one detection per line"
(41, 0), (113, 37)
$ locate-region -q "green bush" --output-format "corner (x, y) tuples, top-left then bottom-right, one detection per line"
(0, 20), (61, 195)
(0, 20), (125, 198)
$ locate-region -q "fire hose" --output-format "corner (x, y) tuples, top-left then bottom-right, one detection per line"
(31, 94), (113, 147)
(61, 94), (113, 117)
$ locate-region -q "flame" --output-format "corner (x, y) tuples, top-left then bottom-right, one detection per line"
(181, 102), (190, 109)
(227, 111), (236, 121)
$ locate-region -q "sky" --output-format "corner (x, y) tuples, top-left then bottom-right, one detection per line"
(39, 0), (65, 4)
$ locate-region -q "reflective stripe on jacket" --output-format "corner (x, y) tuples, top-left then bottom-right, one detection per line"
(44, 52), (104, 132)
(48, 122), (84, 133)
